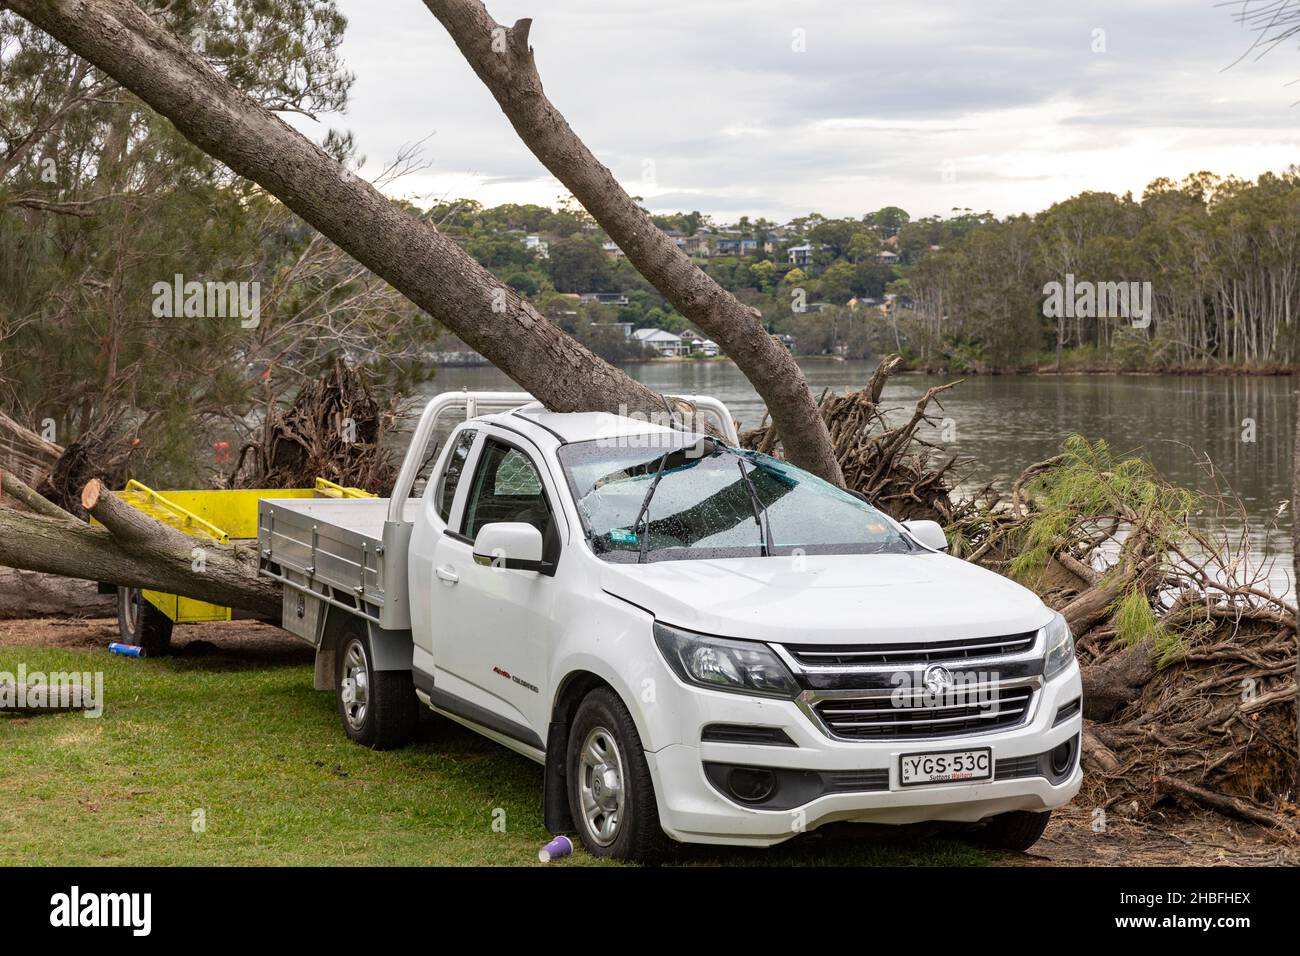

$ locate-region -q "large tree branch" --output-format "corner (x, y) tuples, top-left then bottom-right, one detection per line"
(0, 0), (670, 428)
(422, 1), (844, 485)
(0, 475), (280, 618)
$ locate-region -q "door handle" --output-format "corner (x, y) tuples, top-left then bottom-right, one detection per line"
(435, 565), (459, 585)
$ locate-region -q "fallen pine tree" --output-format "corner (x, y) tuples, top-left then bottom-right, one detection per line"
(947, 435), (1298, 834)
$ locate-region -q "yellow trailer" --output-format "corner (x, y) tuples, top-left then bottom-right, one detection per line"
(108, 478), (373, 655)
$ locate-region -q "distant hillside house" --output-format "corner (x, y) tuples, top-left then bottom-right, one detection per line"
(633, 327), (685, 356)
(715, 237), (757, 256)
(683, 233), (714, 257)
(579, 292), (629, 306)
(601, 240), (625, 258)
(877, 249), (900, 265)
(787, 242), (814, 268)
(590, 321), (633, 339)
(525, 234), (549, 258)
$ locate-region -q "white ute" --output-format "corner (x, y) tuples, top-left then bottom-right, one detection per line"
(258, 391), (1082, 860)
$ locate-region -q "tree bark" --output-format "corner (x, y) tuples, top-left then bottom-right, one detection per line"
(422, 2), (842, 485)
(0, 569), (113, 619)
(1079, 637), (1157, 722)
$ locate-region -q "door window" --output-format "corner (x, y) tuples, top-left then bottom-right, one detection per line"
(435, 428), (477, 523)
(463, 440), (552, 540)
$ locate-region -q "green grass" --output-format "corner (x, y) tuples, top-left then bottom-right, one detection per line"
(0, 646), (991, 867)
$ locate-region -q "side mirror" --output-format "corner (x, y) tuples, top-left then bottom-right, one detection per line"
(473, 522), (552, 573)
(902, 519), (948, 552)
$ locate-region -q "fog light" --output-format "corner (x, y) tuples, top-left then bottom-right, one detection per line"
(1050, 739), (1075, 777)
(728, 767), (776, 803)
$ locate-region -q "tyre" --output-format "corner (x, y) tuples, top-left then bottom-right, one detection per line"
(334, 625), (419, 750)
(566, 687), (672, 862)
(116, 587), (174, 657)
(978, 809), (1052, 852)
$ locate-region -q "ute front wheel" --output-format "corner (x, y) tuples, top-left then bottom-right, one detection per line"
(978, 810), (1052, 853)
(566, 687), (671, 862)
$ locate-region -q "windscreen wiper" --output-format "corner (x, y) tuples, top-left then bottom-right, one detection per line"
(632, 450), (672, 564)
(736, 457), (774, 556)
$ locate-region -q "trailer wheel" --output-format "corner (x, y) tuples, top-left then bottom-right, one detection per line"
(566, 687), (672, 862)
(335, 626), (419, 750)
(977, 810), (1052, 853)
(116, 587), (174, 657)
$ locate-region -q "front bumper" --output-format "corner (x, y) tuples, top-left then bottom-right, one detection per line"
(645, 662), (1083, 847)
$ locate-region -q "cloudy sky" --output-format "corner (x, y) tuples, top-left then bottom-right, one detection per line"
(309, 0), (1300, 222)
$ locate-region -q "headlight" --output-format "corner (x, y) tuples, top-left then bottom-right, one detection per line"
(1042, 611), (1075, 681)
(653, 622), (799, 699)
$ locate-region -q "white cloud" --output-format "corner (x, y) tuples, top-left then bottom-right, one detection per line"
(311, 0), (1300, 220)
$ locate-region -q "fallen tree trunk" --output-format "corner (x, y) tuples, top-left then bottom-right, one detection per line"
(0, 471), (278, 618)
(1, 0), (841, 483)
(0, 569), (113, 619)
(1155, 775), (1298, 834)
(1079, 637), (1157, 722)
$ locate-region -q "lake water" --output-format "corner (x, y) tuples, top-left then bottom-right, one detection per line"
(422, 360), (1296, 595)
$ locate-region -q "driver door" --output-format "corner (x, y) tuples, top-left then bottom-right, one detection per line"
(426, 432), (562, 747)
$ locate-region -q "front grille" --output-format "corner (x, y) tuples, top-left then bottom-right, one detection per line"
(814, 685), (1035, 741)
(786, 631), (1037, 668)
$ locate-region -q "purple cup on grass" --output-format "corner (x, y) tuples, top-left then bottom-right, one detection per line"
(538, 835), (573, 862)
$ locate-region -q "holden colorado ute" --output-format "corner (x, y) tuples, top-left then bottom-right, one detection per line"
(257, 391), (1082, 860)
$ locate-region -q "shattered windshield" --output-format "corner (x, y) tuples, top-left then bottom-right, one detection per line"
(557, 435), (913, 563)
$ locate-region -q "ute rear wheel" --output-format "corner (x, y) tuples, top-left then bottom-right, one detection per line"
(334, 625), (419, 750)
(116, 587), (174, 657)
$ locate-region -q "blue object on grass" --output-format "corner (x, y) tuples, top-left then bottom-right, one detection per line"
(109, 642), (144, 657)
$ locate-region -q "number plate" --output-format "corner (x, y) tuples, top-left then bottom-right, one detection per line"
(898, 747), (992, 786)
